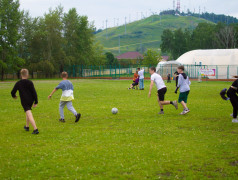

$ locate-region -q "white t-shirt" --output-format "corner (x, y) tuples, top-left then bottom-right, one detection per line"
(138, 69), (144, 79)
(151, 73), (166, 90)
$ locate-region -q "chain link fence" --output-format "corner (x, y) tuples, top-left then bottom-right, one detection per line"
(2, 64), (238, 80)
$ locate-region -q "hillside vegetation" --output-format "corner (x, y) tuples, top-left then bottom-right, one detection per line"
(96, 15), (213, 56)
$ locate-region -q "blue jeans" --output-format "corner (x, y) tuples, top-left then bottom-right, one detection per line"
(139, 79), (144, 89)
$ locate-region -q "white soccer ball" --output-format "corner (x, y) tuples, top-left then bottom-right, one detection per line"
(111, 108), (118, 114)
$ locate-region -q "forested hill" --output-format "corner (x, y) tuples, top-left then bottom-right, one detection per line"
(95, 15), (213, 56)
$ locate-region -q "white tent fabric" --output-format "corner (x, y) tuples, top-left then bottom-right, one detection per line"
(176, 49), (238, 65)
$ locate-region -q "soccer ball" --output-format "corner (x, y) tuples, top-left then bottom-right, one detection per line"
(111, 108), (118, 114)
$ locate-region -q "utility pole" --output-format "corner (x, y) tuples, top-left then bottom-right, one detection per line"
(106, 19), (108, 39)
(114, 18), (116, 27)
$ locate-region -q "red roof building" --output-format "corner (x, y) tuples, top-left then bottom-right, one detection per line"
(116, 52), (143, 65)
(117, 52), (144, 60)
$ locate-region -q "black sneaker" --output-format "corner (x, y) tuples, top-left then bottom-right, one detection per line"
(32, 129), (39, 135)
(59, 119), (65, 123)
(75, 113), (81, 123)
(24, 126), (29, 131)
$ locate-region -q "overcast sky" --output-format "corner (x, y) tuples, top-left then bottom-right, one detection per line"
(19, 0), (238, 29)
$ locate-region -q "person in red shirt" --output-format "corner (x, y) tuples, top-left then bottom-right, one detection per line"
(133, 71), (139, 82)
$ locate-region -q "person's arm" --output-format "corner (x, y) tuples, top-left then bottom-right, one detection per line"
(148, 80), (154, 98)
(11, 83), (18, 99)
(30, 82), (38, 106)
(175, 75), (182, 94)
(48, 89), (58, 99)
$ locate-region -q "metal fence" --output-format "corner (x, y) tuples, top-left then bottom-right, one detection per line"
(2, 64), (238, 80)
(64, 64), (238, 79)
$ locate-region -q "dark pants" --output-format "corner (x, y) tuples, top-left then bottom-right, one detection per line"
(228, 89), (238, 118)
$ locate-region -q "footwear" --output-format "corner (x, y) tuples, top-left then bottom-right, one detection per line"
(128, 88), (131, 90)
(172, 100), (178, 110)
(75, 113), (81, 123)
(158, 111), (164, 115)
(32, 129), (39, 134)
(232, 119), (238, 123)
(59, 119), (65, 123)
(231, 114), (233, 117)
(24, 126), (29, 131)
(180, 109), (190, 115)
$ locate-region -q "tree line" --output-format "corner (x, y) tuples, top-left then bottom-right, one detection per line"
(160, 22), (238, 59)
(0, 0), (109, 80)
(160, 10), (238, 25)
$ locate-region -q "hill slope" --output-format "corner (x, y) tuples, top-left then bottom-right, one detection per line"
(96, 15), (213, 56)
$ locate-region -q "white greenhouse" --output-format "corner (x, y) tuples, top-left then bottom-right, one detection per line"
(157, 49), (238, 79)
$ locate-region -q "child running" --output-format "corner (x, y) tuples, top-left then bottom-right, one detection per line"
(48, 72), (81, 123)
(11, 69), (39, 134)
(148, 67), (178, 114)
(175, 65), (191, 115)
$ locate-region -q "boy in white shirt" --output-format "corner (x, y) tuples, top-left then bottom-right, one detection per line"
(138, 67), (145, 90)
(148, 67), (178, 114)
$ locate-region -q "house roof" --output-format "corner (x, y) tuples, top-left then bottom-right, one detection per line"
(116, 52), (144, 60)
(162, 56), (169, 61)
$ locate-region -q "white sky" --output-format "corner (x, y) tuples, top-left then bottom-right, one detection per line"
(19, 0), (238, 29)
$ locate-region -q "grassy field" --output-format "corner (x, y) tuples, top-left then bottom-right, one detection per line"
(0, 79), (238, 179)
(96, 15), (212, 56)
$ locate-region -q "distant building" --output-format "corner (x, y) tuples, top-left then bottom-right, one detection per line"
(116, 52), (144, 65)
(161, 56), (170, 61)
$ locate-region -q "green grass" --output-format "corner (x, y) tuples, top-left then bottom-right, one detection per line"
(0, 79), (238, 179)
(96, 15), (213, 56)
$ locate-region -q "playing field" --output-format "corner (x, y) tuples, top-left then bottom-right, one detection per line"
(0, 79), (238, 179)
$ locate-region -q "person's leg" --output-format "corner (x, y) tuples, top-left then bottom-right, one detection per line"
(59, 101), (67, 119)
(25, 110), (37, 130)
(66, 101), (81, 122)
(26, 114), (30, 127)
(230, 95), (238, 119)
(181, 101), (187, 109)
(66, 101), (78, 116)
(142, 79), (144, 89)
(158, 96), (164, 109)
(139, 79), (142, 89)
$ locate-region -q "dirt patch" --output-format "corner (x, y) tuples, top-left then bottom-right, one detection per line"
(230, 161), (238, 166)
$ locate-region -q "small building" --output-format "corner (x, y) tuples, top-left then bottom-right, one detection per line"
(116, 52), (143, 65)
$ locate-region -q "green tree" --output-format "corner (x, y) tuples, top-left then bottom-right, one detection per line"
(143, 49), (160, 66)
(160, 29), (174, 58)
(105, 52), (115, 65)
(191, 23), (216, 49)
(0, 0), (22, 80)
(63, 8), (94, 66)
(90, 42), (106, 66)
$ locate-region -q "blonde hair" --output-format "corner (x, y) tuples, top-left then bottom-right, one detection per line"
(61, 72), (68, 78)
(20, 69), (29, 77)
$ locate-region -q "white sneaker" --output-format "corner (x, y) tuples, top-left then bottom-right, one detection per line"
(232, 119), (238, 123)
(180, 109), (190, 115)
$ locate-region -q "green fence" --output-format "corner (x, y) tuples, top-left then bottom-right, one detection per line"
(64, 65), (157, 79)
(64, 64), (238, 80)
